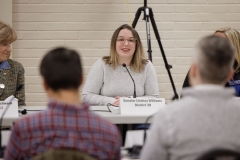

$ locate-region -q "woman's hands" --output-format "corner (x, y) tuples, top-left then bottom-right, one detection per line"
(112, 96), (131, 106)
(112, 96), (120, 106)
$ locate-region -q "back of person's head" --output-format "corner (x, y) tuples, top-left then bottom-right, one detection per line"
(40, 47), (83, 91)
(215, 27), (240, 72)
(194, 35), (235, 84)
(0, 21), (17, 44)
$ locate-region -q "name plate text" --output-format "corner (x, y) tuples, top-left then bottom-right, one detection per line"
(120, 97), (165, 115)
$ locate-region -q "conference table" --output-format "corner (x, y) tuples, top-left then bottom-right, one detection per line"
(2, 105), (154, 126)
(1, 105), (155, 160)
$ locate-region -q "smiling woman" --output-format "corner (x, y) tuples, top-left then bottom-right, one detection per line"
(82, 24), (159, 133)
(0, 21), (25, 106)
(82, 24), (159, 107)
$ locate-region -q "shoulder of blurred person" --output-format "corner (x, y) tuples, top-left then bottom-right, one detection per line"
(141, 35), (239, 160)
(141, 85), (240, 160)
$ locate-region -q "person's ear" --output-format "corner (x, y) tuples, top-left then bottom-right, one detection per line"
(189, 63), (197, 78)
(42, 78), (49, 92)
(77, 75), (84, 91)
(189, 63), (198, 86)
(226, 69), (234, 81)
(80, 74), (84, 86)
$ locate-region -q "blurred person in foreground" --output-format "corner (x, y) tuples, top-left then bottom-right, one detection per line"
(0, 21), (25, 105)
(141, 35), (240, 160)
(4, 47), (121, 160)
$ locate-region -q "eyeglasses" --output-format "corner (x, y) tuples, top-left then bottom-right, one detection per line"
(116, 37), (137, 44)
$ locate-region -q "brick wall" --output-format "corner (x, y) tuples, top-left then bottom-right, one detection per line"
(12, 0), (240, 105)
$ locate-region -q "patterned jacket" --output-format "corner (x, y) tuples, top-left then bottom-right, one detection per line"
(4, 100), (121, 160)
(0, 59), (25, 106)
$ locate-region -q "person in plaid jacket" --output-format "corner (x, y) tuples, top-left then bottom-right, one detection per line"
(4, 47), (121, 160)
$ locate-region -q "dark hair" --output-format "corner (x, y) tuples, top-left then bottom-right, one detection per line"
(40, 47), (83, 91)
(196, 35), (235, 84)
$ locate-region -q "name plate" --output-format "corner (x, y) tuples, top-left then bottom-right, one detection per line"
(120, 97), (165, 115)
(0, 99), (18, 118)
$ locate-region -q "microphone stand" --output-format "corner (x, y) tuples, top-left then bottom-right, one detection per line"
(132, 0), (179, 100)
(122, 63), (137, 98)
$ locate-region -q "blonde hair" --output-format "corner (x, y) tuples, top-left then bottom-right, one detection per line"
(215, 27), (240, 73)
(0, 21), (17, 44)
(102, 24), (148, 72)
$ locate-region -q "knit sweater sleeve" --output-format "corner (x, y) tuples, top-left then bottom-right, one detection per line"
(82, 59), (115, 106)
(144, 61), (159, 97)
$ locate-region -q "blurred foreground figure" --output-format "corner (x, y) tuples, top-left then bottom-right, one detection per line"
(141, 35), (240, 160)
(5, 47), (121, 160)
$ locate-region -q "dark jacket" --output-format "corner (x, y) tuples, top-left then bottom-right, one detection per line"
(0, 59), (25, 106)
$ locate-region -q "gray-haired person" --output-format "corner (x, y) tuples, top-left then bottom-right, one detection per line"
(141, 35), (240, 160)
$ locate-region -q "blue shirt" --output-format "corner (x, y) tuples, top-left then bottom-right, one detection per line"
(0, 60), (10, 71)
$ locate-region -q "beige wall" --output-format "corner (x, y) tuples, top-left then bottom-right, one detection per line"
(11, 0), (240, 105)
(0, 0), (12, 25)
(0, 0), (13, 58)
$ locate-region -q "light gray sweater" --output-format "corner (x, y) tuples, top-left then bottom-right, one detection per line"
(82, 59), (159, 106)
(141, 85), (240, 160)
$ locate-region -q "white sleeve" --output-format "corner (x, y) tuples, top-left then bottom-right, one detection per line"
(82, 59), (115, 105)
(144, 61), (159, 97)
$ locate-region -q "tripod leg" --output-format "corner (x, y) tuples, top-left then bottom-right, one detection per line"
(132, 7), (144, 28)
(145, 8), (152, 62)
(149, 8), (160, 42)
(148, 8), (179, 100)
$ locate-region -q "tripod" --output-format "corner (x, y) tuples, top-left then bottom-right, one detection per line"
(132, 0), (179, 100)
